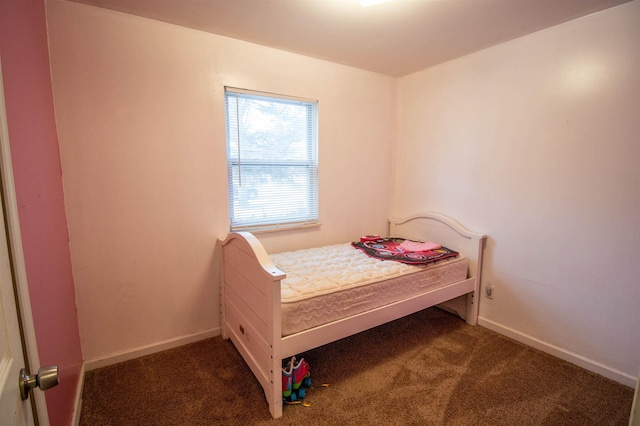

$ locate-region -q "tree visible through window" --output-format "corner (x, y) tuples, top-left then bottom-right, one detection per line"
(225, 88), (319, 232)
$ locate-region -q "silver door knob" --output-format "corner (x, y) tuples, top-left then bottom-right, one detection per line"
(19, 365), (59, 401)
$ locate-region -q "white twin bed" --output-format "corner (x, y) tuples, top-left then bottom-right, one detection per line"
(219, 213), (486, 418)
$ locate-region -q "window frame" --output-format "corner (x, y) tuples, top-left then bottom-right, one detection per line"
(224, 87), (319, 233)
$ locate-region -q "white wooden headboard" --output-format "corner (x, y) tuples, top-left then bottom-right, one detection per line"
(390, 212), (486, 278)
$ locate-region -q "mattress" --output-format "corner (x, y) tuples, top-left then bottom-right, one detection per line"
(270, 243), (468, 336)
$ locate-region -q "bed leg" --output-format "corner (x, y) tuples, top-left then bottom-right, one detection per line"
(220, 301), (228, 340)
(465, 278), (480, 326)
(466, 292), (478, 326)
(221, 323), (229, 340)
(466, 235), (486, 326)
(269, 398), (283, 419)
(268, 355), (283, 418)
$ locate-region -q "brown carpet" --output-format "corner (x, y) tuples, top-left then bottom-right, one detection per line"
(80, 308), (633, 425)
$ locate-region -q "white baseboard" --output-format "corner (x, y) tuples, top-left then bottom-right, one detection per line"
(84, 328), (220, 371)
(478, 316), (637, 388)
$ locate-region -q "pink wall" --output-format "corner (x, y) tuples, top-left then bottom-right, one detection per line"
(0, 0), (83, 425)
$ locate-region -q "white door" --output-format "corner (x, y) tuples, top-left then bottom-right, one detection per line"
(0, 55), (35, 424)
(0, 179), (33, 424)
(631, 370), (639, 425)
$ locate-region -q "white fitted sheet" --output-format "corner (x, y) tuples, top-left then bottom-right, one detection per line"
(270, 243), (468, 336)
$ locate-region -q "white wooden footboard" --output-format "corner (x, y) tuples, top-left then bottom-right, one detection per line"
(219, 232), (286, 418)
(219, 213), (486, 419)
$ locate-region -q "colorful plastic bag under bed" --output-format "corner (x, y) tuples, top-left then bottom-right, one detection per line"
(282, 356), (311, 404)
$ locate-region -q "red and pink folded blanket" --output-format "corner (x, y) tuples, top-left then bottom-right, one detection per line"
(352, 237), (458, 265)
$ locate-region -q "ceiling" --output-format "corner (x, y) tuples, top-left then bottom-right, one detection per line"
(67, 0), (631, 77)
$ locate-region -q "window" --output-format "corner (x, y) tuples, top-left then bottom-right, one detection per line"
(224, 88), (319, 232)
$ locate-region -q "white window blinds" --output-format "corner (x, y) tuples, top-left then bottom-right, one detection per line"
(224, 88), (319, 232)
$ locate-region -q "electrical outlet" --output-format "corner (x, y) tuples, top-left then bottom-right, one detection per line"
(485, 282), (494, 299)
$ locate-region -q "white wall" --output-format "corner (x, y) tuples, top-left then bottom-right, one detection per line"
(48, 0), (639, 385)
(46, 1), (396, 362)
(395, 1), (640, 385)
